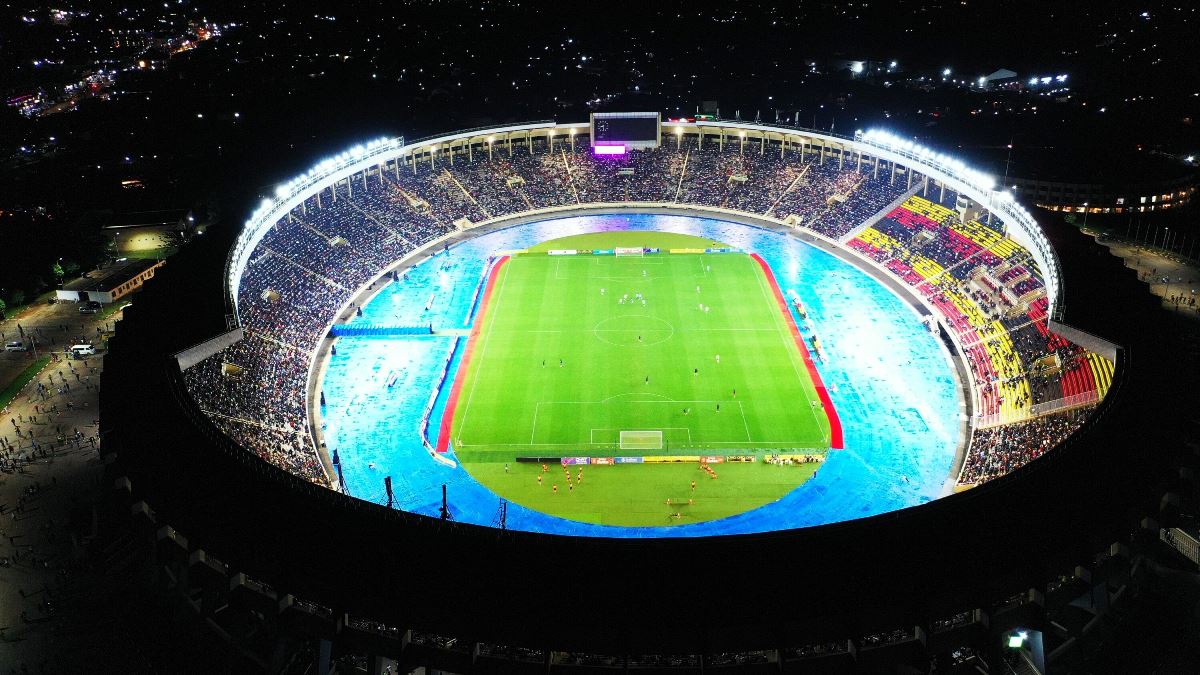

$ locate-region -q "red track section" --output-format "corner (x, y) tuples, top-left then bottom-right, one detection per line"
(749, 253), (844, 449)
(436, 255), (509, 453)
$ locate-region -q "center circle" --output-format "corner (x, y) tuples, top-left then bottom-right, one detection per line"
(592, 314), (675, 347)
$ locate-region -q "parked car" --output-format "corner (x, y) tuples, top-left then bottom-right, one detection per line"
(78, 301), (102, 314)
(4, 341), (27, 352)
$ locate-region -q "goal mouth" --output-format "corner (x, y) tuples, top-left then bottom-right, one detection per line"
(620, 430), (664, 450)
(614, 247), (646, 257)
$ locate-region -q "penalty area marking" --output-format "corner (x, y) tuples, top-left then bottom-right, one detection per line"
(589, 427), (693, 444)
(527, 399), (752, 446)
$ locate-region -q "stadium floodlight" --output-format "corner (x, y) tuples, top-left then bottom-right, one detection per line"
(1028, 77), (1038, 86)
(851, 62), (864, 74)
(978, 76), (986, 87)
(889, 60), (897, 68)
(942, 67), (951, 77)
(275, 185), (289, 199)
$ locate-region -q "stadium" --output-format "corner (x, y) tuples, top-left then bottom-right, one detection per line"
(103, 115), (1192, 671)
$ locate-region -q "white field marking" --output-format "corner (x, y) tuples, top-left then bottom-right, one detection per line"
(600, 392), (673, 403)
(555, 256), (599, 279)
(590, 274), (664, 283)
(454, 440), (820, 448)
(530, 403), (540, 444)
(533, 399), (731, 405)
(590, 314), (676, 348)
(680, 327), (777, 332)
(589, 427), (693, 444)
(478, 326), (771, 334)
(606, 260), (665, 266)
(455, 259), (513, 439)
(528, 400), (738, 446)
(751, 260), (825, 434)
(737, 401), (753, 442)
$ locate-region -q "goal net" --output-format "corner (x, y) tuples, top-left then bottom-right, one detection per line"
(615, 247), (645, 257)
(620, 430), (663, 450)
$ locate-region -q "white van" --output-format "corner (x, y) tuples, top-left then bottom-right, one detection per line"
(70, 344), (96, 357)
(4, 341), (26, 352)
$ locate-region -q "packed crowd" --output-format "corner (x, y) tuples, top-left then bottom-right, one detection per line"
(847, 196), (1110, 485)
(185, 136), (1094, 491)
(958, 410), (1087, 484)
(415, 137), (912, 237)
(185, 138), (917, 481)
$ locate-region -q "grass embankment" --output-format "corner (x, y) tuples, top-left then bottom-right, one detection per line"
(0, 355), (52, 412)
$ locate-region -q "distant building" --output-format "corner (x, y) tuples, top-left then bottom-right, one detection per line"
(1014, 173), (1197, 215)
(983, 68), (1020, 90)
(1000, 148), (1199, 215)
(1160, 527), (1200, 569)
(57, 258), (165, 305)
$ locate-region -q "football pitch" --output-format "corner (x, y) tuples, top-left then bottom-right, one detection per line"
(445, 231), (835, 526)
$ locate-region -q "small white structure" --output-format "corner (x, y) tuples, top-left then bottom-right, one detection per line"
(56, 258), (165, 304)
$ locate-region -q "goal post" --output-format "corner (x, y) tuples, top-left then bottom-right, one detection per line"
(620, 430), (663, 450)
(615, 247), (645, 257)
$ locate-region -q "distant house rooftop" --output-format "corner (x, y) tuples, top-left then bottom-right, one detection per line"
(63, 258), (160, 294)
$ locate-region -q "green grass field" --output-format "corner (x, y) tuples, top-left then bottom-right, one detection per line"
(449, 231), (831, 526)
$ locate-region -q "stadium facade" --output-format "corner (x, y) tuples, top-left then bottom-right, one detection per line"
(102, 116), (1197, 672)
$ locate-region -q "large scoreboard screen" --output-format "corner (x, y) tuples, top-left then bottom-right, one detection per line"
(590, 112), (661, 152)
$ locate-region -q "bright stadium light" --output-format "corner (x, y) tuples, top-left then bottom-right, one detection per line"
(275, 185), (289, 199)
(851, 62), (864, 74)
(942, 67), (951, 77)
